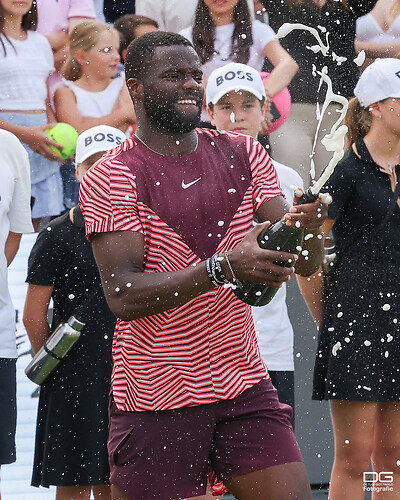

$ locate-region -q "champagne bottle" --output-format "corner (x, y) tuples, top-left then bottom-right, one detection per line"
(233, 188), (318, 307)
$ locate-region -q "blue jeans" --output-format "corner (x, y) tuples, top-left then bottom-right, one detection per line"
(60, 160), (80, 209)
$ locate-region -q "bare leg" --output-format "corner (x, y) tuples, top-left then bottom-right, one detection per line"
(111, 485), (131, 500)
(329, 400), (378, 500)
(56, 485), (110, 499)
(371, 402), (400, 499)
(93, 484), (111, 499)
(224, 461), (311, 500)
(56, 485), (91, 499)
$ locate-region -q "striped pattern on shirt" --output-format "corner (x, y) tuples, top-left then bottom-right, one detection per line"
(80, 128), (283, 412)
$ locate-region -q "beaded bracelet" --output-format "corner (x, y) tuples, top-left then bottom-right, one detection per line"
(205, 254), (231, 287)
(205, 257), (220, 287)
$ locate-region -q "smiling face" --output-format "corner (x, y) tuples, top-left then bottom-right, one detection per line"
(80, 30), (121, 79)
(203, 0), (240, 19)
(0, 0), (32, 18)
(209, 90), (266, 139)
(139, 45), (204, 134)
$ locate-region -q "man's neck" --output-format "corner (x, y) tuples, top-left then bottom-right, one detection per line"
(134, 125), (199, 157)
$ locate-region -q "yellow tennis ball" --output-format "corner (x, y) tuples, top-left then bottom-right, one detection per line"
(45, 123), (79, 160)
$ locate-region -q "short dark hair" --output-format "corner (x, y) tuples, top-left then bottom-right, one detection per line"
(125, 31), (194, 81)
(114, 14), (158, 57)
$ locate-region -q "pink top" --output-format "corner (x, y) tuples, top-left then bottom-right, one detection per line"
(36, 0), (96, 35)
(36, 0), (96, 100)
(80, 129), (283, 412)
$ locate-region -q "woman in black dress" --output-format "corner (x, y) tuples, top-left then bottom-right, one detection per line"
(303, 59), (400, 499)
(23, 126), (126, 500)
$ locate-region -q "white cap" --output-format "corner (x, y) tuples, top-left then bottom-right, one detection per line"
(354, 58), (400, 108)
(206, 62), (266, 106)
(75, 125), (126, 164)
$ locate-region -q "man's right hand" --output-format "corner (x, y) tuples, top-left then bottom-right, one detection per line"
(225, 221), (297, 287)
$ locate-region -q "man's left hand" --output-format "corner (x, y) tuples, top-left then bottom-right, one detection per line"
(283, 191), (332, 230)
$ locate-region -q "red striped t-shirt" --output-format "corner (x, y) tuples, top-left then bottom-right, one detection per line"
(79, 128), (283, 412)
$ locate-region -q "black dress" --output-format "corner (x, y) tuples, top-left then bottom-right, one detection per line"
(313, 140), (400, 402)
(261, 0), (376, 103)
(27, 207), (116, 487)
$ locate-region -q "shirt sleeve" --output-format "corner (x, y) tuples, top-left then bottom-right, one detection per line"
(246, 137), (283, 213)
(252, 19), (276, 51)
(323, 154), (357, 221)
(6, 135), (34, 234)
(79, 150), (144, 240)
(26, 226), (61, 286)
(68, 0), (96, 19)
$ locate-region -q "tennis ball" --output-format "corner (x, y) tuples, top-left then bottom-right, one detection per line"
(45, 123), (79, 160)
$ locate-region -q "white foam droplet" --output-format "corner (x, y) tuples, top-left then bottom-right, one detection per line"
(383, 303), (391, 311)
(68, 294), (75, 299)
(218, 220), (224, 226)
(230, 112), (235, 123)
(332, 342), (341, 356)
(354, 50), (366, 67)
(364, 340), (371, 347)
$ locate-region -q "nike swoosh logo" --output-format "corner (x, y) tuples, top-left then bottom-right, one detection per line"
(181, 177), (202, 189)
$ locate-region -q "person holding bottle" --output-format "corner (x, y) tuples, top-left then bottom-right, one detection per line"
(79, 31), (330, 500)
(301, 58), (400, 499)
(23, 125), (126, 500)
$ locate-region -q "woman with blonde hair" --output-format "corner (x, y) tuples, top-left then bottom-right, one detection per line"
(302, 57), (400, 499)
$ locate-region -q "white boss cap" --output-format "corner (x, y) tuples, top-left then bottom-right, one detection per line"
(354, 57), (400, 108)
(206, 62), (266, 106)
(75, 125), (126, 164)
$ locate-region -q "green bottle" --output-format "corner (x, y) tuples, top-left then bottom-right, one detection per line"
(233, 188), (318, 307)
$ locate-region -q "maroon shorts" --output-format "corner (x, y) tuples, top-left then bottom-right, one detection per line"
(108, 379), (302, 500)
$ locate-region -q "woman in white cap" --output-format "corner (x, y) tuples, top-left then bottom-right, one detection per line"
(307, 58), (400, 498)
(23, 126), (126, 500)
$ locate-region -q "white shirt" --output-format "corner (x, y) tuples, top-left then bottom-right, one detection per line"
(180, 20), (275, 80)
(252, 160), (304, 371)
(356, 12), (400, 43)
(0, 31), (54, 110)
(0, 130), (34, 358)
(56, 74), (124, 117)
(136, 0), (254, 32)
